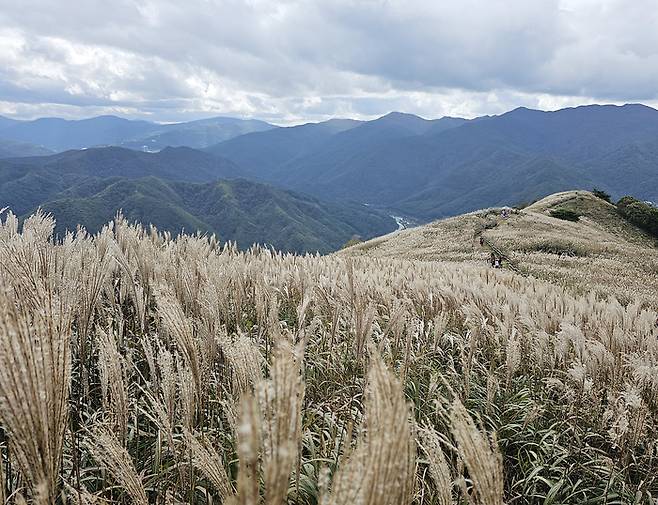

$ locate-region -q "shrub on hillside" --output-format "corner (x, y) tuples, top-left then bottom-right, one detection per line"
(550, 208), (581, 222)
(341, 235), (363, 249)
(592, 188), (612, 203)
(617, 196), (658, 238)
(524, 240), (588, 257)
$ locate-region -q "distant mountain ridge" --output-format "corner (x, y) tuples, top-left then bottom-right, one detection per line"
(0, 114), (276, 152)
(205, 118), (363, 180)
(0, 138), (53, 158)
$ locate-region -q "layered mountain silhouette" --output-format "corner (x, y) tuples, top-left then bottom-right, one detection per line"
(0, 115), (275, 153)
(2, 103), (658, 251)
(0, 146), (395, 252)
(207, 103), (658, 219)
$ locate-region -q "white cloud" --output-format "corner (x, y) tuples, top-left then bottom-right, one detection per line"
(0, 0), (656, 123)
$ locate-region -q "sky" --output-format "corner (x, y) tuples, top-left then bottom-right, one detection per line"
(1, 0), (657, 125)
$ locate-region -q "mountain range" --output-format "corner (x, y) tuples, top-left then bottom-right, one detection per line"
(1, 103), (658, 251)
(207, 104), (658, 219)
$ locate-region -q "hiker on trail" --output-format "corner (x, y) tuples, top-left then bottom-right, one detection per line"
(494, 257), (501, 268)
(480, 236), (485, 246)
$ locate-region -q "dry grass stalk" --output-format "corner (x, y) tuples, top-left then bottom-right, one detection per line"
(326, 351), (416, 505)
(260, 338), (305, 505)
(183, 429), (234, 500)
(177, 356), (198, 430)
(86, 428), (148, 505)
(157, 292), (203, 419)
(0, 289), (71, 502)
(450, 400), (504, 505)
(0, 449), (5, 504)
(96, 328), (129, 443)
(216, 330), (264, 397)
(233, 395), (262, 505)
(419, 426), (454, 505)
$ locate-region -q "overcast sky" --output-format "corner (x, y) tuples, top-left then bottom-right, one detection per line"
(1, 0), (657, 124)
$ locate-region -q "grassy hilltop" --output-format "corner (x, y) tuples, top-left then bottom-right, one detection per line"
(0, 192), (657, 504)
(344, 190), (658, 305)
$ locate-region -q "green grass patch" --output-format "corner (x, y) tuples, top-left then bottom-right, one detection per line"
(550, 208), (581, 222)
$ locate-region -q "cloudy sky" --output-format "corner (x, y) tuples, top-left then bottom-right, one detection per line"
(0, 0), (657, 124)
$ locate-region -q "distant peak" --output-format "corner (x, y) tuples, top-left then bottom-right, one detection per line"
(506, 106), (542, 116)
(378, 111), (425, 120)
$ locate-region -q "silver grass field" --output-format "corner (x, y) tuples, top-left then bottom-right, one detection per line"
(0, 210), (657, 504)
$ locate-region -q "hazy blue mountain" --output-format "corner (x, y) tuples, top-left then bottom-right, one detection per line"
(0, 146), (395, 252)
(207, 112), (472, 190)
(0, 116), (19, 130)
(119, 116), (276, 151)
(423, 116), (471, 136)
(577, 138), (658, 203)
(389, 104), (658, 217)
(206, 118), (363, 178)
(0, 115), (276, 152)
(0, 138), (53, 158)
(0, 115), (158, 151)
(260, 113), (468, 192)
(450, 104), (658, 163)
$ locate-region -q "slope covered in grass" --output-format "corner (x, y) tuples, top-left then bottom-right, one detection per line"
(343, 190), (658, 305)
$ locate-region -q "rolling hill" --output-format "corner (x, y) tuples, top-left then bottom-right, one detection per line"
(0, 146), (395, 252)
(34, 177), (396, 253)
(342, 190), (658, 305)
(0, 146), (242, 215)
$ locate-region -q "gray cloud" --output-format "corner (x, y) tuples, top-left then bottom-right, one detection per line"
(0, 0), (657, 123)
